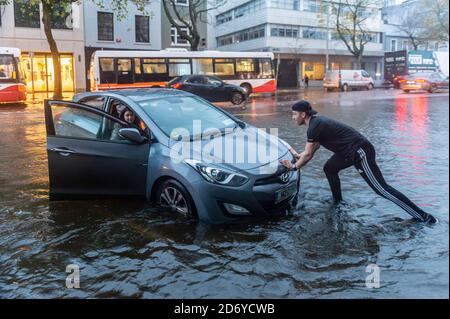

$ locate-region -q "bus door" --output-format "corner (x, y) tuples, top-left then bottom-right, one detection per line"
(117, 58), (133, 85)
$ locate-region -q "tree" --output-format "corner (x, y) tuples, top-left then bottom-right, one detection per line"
(422, 0), (449, 43)
(330, 0), (380, 69)
(0, 0), (149, 99)
(162, 0), (226, 51)
(391, 4), (426, 50)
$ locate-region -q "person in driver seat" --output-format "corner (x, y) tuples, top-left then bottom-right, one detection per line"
(110, 107), (141, 141)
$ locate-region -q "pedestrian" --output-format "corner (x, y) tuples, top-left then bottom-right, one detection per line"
(280, 100), (438, 223)
(304, 75), (309, 88)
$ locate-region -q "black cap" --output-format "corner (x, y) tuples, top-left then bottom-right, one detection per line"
(292, 100), (317, 116)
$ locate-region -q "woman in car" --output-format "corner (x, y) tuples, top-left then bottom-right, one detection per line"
(110, 107), (142, 141)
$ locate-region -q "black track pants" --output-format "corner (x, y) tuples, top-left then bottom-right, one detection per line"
(324, 142), (432, 221)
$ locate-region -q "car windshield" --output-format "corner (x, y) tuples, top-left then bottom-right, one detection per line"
(138, 96), (238, 140)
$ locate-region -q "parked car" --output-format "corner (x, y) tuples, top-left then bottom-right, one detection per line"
(168, 75), (248, 105)
(44, 89), (297, 224)
(400, 72), (449, 93)
(323, 69), (375, 92)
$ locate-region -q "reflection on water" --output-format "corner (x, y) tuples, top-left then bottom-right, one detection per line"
(0, 94), (448, 298)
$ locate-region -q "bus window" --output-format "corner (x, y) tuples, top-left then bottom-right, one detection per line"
(192, 58), (213, 75)
(236, 58), (255, 79)
(214, 58), (235, 79)
(142, 58), (168, 82)
(99, 58), (115, 84)
(168, 59), (191, 78)
(0, 55), (16, 82)
(258, 59), (273, 79)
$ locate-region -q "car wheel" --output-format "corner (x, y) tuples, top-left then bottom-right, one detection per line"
(428, 85), (436, 93)
(341, 84), (349, 92)
(231, 92), (245, 105)
(403, 90), (410, 93)
(156, 179), (196, 218)
(240, 83), (252, 96)
(367, 83), (374, 90)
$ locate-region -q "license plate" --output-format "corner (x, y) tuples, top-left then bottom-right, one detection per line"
(275, 183), (297, 204)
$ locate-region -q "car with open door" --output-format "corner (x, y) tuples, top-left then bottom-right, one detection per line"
(168, 75), (248, 105)
(44, 89), (298, 224)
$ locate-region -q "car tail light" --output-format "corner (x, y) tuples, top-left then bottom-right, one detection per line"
(415, 79), (427, 83)
(399, 79), (407, 83)
(171, 83), (182, 89)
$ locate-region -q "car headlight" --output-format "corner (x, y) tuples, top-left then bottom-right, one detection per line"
(184, 159), (248, 187)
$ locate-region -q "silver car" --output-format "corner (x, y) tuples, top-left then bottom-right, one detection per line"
(44, 89), (298, 224)
(400, 72), (449, 93)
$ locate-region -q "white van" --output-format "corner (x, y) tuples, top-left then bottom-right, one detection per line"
(323, 70), (375, 92)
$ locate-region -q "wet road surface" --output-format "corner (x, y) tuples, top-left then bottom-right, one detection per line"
(0, 89), (448, 298)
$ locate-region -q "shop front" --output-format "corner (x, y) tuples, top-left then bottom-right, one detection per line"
(21, 52), (74, 94)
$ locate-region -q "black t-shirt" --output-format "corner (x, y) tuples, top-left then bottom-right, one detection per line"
(307, 116), (369, 159)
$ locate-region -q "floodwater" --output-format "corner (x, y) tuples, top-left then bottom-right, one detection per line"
(0, 90), (448, 298)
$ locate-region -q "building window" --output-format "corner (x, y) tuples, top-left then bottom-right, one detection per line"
(14, 0), (40, 28)
(217, 0), (265, 25)
(303, 0), (319, 12)
(50, 2), (72, 30)
(271, 25), (299, 38)
(390, 39), (397, 52)
(98, 12), (114, 41)
(270, 0), (300, 10)
(135, 15), (150, 43)
(171, 27), (190, 45)
(216, 11), (233, 25)
(217, 25), (265, 47)
(303, 27), (327, 40)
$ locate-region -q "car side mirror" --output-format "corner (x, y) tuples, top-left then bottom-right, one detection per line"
(119, 128), (148, 144)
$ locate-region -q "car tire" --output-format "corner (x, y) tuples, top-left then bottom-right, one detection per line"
(403, 90), (410, 93)
(367, 83), (374, 90)
(428, 85), (436, 93)
(240, 83), (252, 96)
(341, 84), (349, 92)
(156, 179), (196, 218)
(231, 92), (245, 105)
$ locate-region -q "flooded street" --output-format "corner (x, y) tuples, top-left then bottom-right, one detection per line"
(0, 89), (448, 298)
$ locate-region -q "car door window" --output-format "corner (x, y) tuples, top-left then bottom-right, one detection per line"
(186, 76), (205, 84)
(49, 104), (133, 143)
(206, 77), (222, 87)
(78, 96), (106, 110)
(362, 71), (370, 78)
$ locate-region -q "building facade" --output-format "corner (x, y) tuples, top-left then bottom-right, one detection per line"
(83, 0), (162, 89)
(0, 0), (85, 94)
(207, 0), (385, 87)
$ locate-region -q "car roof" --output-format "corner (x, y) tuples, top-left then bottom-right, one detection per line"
(74, 88), (192, 102)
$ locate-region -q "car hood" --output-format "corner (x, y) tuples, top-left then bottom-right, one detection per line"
(169, 126), (289, 172)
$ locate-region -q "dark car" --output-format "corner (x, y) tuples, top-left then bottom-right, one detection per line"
(400, 72), (449, 93)
(168, 75), (247, 105)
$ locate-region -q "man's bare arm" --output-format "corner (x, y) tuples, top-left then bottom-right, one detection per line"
(281, 142), (320, 170)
